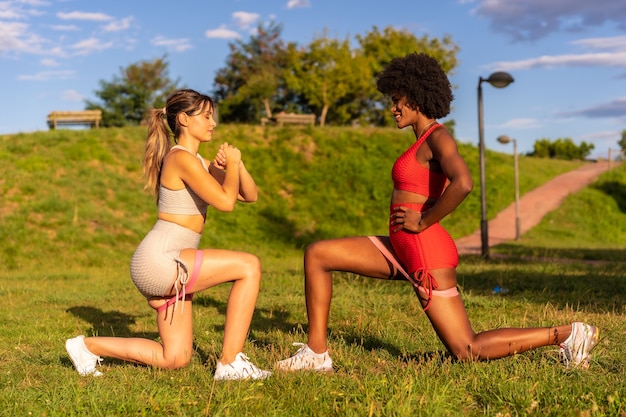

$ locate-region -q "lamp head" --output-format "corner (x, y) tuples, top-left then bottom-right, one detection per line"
(487, 72), (514, 88)
(497, 135), (512, 144)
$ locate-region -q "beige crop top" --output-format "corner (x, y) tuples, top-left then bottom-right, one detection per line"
(158, 145), (210, 215)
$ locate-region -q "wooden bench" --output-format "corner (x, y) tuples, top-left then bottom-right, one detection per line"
(47, 110), (102, 129)
(261, 113), (315, 127)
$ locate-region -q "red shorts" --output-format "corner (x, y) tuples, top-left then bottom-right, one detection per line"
(388, 203), (458, 273)
(385, 203), (459, 310)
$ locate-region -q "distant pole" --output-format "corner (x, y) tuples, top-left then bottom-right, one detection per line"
(497, 135), (520, 240)
(513, 138), (520, 240)
(477, 72), (514, 258)
(477, 80), (488, 257)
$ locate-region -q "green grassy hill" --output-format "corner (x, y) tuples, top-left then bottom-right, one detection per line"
(0, 125), (614, 270)
(2, 125), (626, 416)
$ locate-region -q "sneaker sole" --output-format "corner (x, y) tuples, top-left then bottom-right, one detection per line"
(579, 327), (599, 370)
(275, 364), (334, 373)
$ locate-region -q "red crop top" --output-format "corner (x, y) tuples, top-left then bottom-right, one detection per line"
(391, 123), (447, 199)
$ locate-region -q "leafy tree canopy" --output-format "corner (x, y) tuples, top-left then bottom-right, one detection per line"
(213, 21), (293, 123)
(618, 129), (626, 152)
(213, 24), (460, 126)
(530, 137), (594, 160)
(356, 26), (459, 126)
(86, 56), (180, 127)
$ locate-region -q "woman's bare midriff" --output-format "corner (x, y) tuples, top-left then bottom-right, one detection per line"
(158, 212), (206, 234)
(391, 189), (437, 207)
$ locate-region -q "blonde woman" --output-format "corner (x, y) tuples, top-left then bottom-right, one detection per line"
(66, 89), (270, 380)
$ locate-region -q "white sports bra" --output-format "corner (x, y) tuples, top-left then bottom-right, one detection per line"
(157, 145), (209, 215)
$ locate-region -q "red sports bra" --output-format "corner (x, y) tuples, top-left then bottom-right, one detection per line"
(391, 123), (447, 198)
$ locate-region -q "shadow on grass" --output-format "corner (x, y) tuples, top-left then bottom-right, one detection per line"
(66, 306), (157, 339)
(458, 253), (625, 315)
(339, 332), (453, 364)
(193, 294), (297, 335)
(592, 180), (626, 213)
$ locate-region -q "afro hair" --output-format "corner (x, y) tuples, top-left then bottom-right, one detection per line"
(376, 52), (453, 119)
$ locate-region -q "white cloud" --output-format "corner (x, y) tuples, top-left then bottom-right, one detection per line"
(57, 11), (113, 21)
(62, 89), (83, 101)
(40, 57), (58, 66)
(0, 21), (30, 52)
(572, 35), (626, 52)
(287, 0), (310, 9)
(0, 2), (27, 19)
(232, 11), (259, 29)
(499, 118), (542, 129)
(151, 36), (192, 52)
(18, 69), (75, 81)
(70, 37), (113, 55)
(488, 51), (626, 71)
(102, 16), (133, 32)
(486, 34), (626, 72)
(0, 20), (51, 55)
(205, 25), (240, 39)
(579, 130), (623, 141)
(0, 0), (48, 20)
(49, 24), (79, 31)
(20, 0), (50, 6)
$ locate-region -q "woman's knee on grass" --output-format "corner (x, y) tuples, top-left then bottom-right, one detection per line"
(444, 337), (485, 361)
(161, 351), (193, 370)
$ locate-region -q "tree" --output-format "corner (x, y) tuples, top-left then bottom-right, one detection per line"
(213, 21), (292, 123)
(618, 129), (626, 152)
(531, 138), (552, 158)
(529, 137), (594, 160)
(356, 26), (459, 126)
(284, 34), (371, 126)
(211, 22), (461, 127)
(86, 56), (179, 127)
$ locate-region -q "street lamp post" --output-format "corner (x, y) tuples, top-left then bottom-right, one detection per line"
(497, 135), (520, 240)
(477, 72), (514, 258)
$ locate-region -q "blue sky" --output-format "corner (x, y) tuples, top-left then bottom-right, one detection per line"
(1, 0), (625, 159)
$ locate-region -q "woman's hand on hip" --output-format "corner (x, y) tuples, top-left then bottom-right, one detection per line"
(390, 206), (424, 233)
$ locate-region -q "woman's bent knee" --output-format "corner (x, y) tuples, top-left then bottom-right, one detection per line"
(162, 353), (192, 370)
(304, 241), (321, 259)
(240, 253), (262, 282)
(304, 240), (333, 266)
(445, 338), (478, 361)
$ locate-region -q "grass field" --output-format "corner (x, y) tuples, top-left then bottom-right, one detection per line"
(0, 126), (625, 416)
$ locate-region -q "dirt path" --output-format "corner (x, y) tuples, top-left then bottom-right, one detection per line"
(455, 161), (616, 255)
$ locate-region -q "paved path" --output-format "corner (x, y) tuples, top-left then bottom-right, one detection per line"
(455, 161), (616, 255)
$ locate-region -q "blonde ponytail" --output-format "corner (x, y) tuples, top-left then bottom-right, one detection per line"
(143, 108), (172, 200)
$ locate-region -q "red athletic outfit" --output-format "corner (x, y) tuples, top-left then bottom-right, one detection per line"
(385, 123), (459, 309)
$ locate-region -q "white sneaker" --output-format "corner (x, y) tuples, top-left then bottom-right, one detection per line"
(213, 353), (272, 381)
(66, 335), (103, 377)
(559, 322), (599, 369)
(275, 343), (333, 372)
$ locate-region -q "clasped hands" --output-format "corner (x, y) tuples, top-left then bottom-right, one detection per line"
(212, 142), (241, 170)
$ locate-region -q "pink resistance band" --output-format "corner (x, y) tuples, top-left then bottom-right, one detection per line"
(156, 250), (203, 314)
(367, 237), (459, 299)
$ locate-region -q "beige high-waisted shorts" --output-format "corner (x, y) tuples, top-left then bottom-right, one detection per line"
(130, 220), (201, 299)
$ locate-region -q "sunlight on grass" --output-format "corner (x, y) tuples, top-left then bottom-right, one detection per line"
(0, 127), (624, 415)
